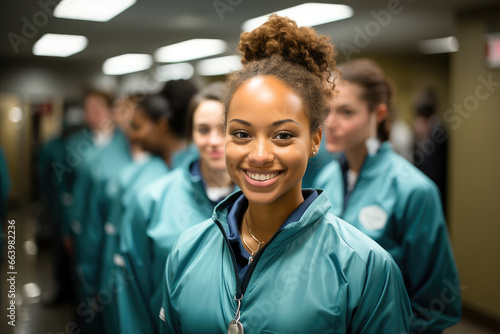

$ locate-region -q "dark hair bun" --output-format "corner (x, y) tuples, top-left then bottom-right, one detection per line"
(239, 14), (336, 81)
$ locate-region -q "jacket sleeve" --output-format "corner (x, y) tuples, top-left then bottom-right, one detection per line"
(402, 184), (461, 333)
(160, 250), (182, 334)
(117, 193), (158, 333)
(349, 250), (412, 334)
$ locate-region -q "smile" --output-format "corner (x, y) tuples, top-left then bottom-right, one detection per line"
(244, 170), (280, 181)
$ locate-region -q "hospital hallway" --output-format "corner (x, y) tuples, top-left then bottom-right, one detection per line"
(1, 204), (498, 334)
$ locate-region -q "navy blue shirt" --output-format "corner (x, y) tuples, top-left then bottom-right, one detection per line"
(226, 189), (319, 281)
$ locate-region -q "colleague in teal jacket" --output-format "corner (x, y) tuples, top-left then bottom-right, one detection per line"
(313, 59), (461, 333)
(98, 93), (197, 334)
(118, 82), (235, 333)
(72, 129), (132, 334)
(56, 91), (132, 333)
(161, 16), (411, 334)
(100, 152), (168, 334)
(0, 147), (11, 260)
(0, 147), (10, 220)
(38, 132), (78, 303)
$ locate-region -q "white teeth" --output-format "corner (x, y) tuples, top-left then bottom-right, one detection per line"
(246, 171), (279, 181)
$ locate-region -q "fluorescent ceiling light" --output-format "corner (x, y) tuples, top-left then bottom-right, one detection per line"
(242, 3), (353, 32)
(33, 33), (88, 57)
(54, 0), (136, 22)
(418, 36), (459, 54)
(197, 55), (242, 76)
(155, 39), (227, 63)
(156, 63), (194, 82)
(103, 54), (153, 75)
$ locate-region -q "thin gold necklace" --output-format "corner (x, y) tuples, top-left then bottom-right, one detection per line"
(242, 214), (266, 263)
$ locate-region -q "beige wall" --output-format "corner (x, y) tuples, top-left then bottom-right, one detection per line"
(0, 93), (32, 204)
(0, 94), (63, 204)
(448, 10), (500, 320)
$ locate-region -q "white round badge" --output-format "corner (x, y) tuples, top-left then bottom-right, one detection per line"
(358, 205), (388, 231)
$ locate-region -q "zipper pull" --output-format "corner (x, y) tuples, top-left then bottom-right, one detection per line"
(227, 294), (244, 334)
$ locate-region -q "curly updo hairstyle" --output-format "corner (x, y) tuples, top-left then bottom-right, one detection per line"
(224, 15), (338, 132)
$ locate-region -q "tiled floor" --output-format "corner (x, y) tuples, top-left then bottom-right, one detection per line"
(1, 205), (498, 334)
(445, 320), (499, 334)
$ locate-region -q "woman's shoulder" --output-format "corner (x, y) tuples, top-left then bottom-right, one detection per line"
(313, 159), (342, 188)
(380, 149), (441, 197)
(168, 219), (221, 260)
(129, 168), (184, 213)
(319, 211), (397, 266)
(139, 167), (188, 198)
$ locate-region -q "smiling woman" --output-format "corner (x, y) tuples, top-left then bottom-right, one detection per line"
(160, 15), (412, 334)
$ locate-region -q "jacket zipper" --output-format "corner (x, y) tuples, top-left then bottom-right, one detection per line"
(214, 218), (281, 298)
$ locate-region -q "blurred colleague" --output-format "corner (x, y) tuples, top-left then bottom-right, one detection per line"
(161, 16), (411, 334)
(413, 88), (449, 214)
(59, 89), (132, 333)
(0, 146), (11, 259)
(99, 91), (193, 334)
(77, 79), (196, 333)
(38, 108), (84, 305)
(118, 82), (236, 333)
(314, 59), (461, 333)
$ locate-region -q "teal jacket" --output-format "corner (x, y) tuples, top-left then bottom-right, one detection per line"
(100, 154), (169, 334)
(160, 190), (412, 334)
(0, 147), (10, 222)
(59, 129), (98, 237)
(314, 142), (461, 333)
(0, 147), (11, 255)
(118, 159), (235, 333)
(71, 130), (132, 296)
(38, 137), (65, 226)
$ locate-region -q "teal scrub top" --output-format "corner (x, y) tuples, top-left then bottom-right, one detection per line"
(38, 137), (67, 228)
(0, 147), (11, 253)
(160, 190), (412, 334)
(72, 130), (132, 296)
(100, 154), (169, 334)
(59, 129), (98, 237)
(313, 142), (461, 333)
(0, 147), (10, 222)
(118, 159), (237, 334)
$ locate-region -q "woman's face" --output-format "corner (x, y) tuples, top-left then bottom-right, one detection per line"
(225, 76), (320, 205)
(129, 108), (163, 153)
(324, 81), (372, 153)
(84, 94), (112, 131)
(112, 98), (136, 136)
(192, 100), (226, 172)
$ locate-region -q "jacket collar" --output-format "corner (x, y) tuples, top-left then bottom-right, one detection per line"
(212, 189), (332, 246)
(183, 158), (238, 205)
(340, 141), (393, 181)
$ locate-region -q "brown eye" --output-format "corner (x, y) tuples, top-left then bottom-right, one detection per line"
(197, 127), (209, 135)
(232, 131), (250, 139)
(274, 131), (294, 140)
